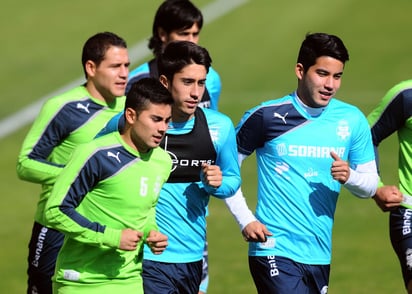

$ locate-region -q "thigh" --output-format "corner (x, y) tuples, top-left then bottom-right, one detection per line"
(390, 207), (412, 288)
(249, 255), (329, 294)
(303, 263), (330, 294)
(27, 222), (64, 294)
(143, 259), (202, 294)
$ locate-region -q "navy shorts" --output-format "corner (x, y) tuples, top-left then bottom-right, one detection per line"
(143, 259), (202, 294)
(249, 255), (330, 294)
(390, 207), (412, 288)
(27, 222), (64, 294)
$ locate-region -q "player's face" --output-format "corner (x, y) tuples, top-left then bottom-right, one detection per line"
(126, 103), (172, 153)
(295, 56), (344, 108)
(161, 63), (207, 122)
(161, 23), (200, 45)
(86, 46), (130, 103)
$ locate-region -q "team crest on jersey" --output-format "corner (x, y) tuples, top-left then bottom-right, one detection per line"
(336, 120), (350, 141)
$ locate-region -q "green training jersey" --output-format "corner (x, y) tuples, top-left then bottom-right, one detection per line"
(368, 79), (412, 194)
(45, 132), (172, 292)
(17, 86), (125, 225)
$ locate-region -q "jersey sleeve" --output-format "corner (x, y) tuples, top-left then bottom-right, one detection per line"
(142, 200), (159, 239)
(16, 99), (68, 185)
(203, 111), (241, 198)
(368, 81), (412, 146)
(236, 106), (266, 156)
(348, 108), (376, 165)
(44, 144), (121, 248)
(206, 66), (222, 111)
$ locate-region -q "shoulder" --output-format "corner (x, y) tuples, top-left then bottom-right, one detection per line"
(128, 62), (150, 80)
(201, 108), (233, 124)
(153, 147), (172, 162)
(330, 98), (364, 114)
(40, 86), (90, 114)
(84, 132), (118, 150)
(241, 95), (293, 119)
(46, 86), (88, 104)
(207, 66), (220, 79)
(388, 79), (412, 94)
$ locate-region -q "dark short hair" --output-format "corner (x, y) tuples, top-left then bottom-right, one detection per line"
(149, 0), (203, 57)
(125, 77), (174, 115)
(297, 32), (349, 73)
(82, 32), (127, 79)
(158, 41), (211, 81)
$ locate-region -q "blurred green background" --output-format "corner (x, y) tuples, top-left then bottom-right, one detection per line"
(1, 0), (410, 293)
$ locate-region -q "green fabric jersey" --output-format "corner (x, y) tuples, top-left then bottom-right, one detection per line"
(45, 132), (172, 292)
(16, 86), (125, 225)
(368, 80), (412, 193)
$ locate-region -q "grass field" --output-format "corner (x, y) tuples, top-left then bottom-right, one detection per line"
(1, 0), (411, 293)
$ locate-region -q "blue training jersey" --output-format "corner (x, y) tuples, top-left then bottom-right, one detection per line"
(127, 62), (221, 111)
(237, 92), (375, 264)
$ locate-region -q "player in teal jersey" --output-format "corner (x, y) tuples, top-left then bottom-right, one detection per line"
(16, 32), (130, 294)
(224, 33), (396, 293)
(127, 0), (221, 114)
(100, 41), (240, 294)
(44, 77), (174, 293)
(367, 81), (412, 292)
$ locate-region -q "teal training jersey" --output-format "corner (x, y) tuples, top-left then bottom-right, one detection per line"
(368, 79), (412, 195)
(236, 93), (375, 264)
(17, 86), (125, 225)
(143, 108), (241, 263)
(45, 132), (172, 292)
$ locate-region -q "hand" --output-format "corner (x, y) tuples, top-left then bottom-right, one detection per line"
(330, 151), (350, 184)
(242, 221), (273, 242)
(119, 228), (143, 251)
(373, 185), (403, 212)
(201, 164), (222, 188)
(146, 230), (168, 254)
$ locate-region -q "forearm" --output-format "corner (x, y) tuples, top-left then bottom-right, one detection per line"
(224, 188), (256, 230)
(45, 205), (121, 248)
(344, 160), (379, 198)
(17, 156), (62, 185)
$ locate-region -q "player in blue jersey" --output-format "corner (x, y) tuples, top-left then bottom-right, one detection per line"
(16, 32), (130, 294)
(223, 32), (395, 293)
(127, 0), (221, 113)
(367, 81), (412, 292)
(100, 40), (240, 294)
(129, 3), (222, 288)
(44, 78), (174, 293)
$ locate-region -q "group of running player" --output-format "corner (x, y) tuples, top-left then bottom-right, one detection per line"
(17, 0), (412, 294)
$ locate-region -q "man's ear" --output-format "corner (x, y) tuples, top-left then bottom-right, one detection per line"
(159, 75), (169, 89)
(295, 63), (304, 80)
(158, 27), (168, 43)
(124, 107), (136, 124)
(85, 60), (97, 79)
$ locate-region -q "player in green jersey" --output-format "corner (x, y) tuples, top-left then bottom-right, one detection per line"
(16, 32), (130, 294)
(368, 80), (411, 292)
(44, 77), (174, 293)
